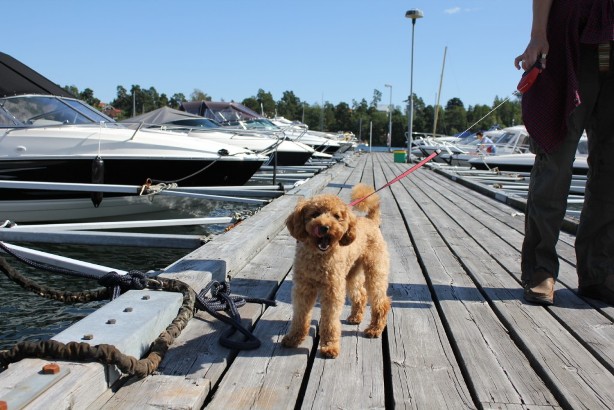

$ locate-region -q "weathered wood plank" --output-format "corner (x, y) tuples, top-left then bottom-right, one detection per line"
(407, 161), (614, 369)
(0, 359), (109, 410)
(393, 157), (614, 409)
(207, 154), (382, 410)
(380, 156), (562, 408)
(372, 158), (489, 408)
(205, 274), (315, 410)
(161, 193), (299, 287)
(99, 229), (298, 409)
(295, 153), (388, 409)
(301, 306), (386, 410)
(418, 167), (614, 324)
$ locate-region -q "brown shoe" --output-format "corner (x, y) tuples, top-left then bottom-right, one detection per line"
(578, 275), (614, 305)
(524, 270), (555, 306)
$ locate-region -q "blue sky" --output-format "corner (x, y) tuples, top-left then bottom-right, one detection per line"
(4, 0), (531, 110)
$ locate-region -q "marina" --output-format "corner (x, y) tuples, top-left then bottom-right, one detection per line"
(1, 151), (612, 409)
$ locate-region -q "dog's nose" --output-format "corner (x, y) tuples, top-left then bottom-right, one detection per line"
(318, 226), (329, 235)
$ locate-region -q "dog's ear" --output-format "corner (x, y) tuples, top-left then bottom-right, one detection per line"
(286, 200), (309, 242)
(339, 209), (357, 246)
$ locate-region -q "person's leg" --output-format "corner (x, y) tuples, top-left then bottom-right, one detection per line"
(521, 134), (580, 282)
(521, 134), (578, 305)
(576, 43), (614, 303)
(521, 45), (596, 304)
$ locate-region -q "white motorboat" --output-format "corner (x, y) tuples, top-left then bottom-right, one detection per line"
(468, 135), (588, 174)
(271, 117), (354, 154)
(439, 126), (530, 167)
(180, 101), (341, 155)
(0, 94), (268, 223)
(124, 107), (316, 166)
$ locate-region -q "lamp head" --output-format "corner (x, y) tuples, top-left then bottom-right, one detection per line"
(405, 9), (424, 20)
(385, 84), (392, 88)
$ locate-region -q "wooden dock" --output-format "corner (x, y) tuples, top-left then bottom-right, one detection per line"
(2, 152), (614, 409)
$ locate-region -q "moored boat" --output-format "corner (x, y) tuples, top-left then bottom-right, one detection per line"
(468, 135), (588, 174)
(123, 107), (316, 166)
(0, 94), (268, 223)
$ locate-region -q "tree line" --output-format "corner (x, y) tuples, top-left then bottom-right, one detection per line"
(64, 84), (523, 147)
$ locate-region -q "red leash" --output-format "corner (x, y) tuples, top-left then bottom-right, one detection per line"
(349, 150), (440, 206)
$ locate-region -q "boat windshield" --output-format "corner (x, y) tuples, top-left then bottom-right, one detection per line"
(0, 95), (115, 127)
(242, 119), (279, 131)
(166, 118), (221, 128)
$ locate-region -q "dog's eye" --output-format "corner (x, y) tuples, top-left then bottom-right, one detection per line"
(309, 212), (321, 219)
(334, 213), (342, 220)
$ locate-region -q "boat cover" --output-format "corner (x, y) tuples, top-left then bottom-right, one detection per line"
(122, 106), (202, 124)
(0, 52), (73, 97)
(180, 101), (261, 123)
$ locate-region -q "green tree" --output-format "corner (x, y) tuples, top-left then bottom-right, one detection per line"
(321, 101), (337, 132)
(302, 103), (321, 131)
(467, 104), (496, 131)
(159, 93), (169, 108)
(333, 102), (353, 133)
(169, 93), (186, 108)
(64, 80), (524, 138)
(109, 85), (132, 119)
(190, 89), (211, 102)
(241, 97), (259, 114)
(444, 98), (467, 135)
(256, 89), (276, 117)
(63, 85), (79, 98)
(491, 95), (521, 127)
(276, 91), (302, 120)
(405, 95), (429, 136)
(371, 89), (382, 109)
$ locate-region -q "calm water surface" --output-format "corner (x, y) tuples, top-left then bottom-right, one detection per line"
(0, 200), (261, 351)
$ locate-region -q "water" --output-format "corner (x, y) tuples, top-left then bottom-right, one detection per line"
(0, 200), (262, 351)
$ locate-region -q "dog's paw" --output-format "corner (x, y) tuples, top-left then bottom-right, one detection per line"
(364, 326), (384, 338)
(320, 343), (340, 358)
(281, 333), (304, 348)
(346, 313), (363, 324)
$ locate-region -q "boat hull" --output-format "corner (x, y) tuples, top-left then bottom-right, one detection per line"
(0, 157), (265, 200)
(0, 194), (218, 223)
(468, 154), (588, 175)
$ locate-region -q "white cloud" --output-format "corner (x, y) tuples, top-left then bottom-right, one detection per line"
(444, 7), (461, 14)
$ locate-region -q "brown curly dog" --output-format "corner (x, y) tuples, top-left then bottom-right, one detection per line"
(281, 183), (391, 358)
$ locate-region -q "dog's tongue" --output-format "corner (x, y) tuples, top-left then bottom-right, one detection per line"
(312, 225), (322, 238)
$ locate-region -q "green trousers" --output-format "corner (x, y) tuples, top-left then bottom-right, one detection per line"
(521, 43), (614, 287)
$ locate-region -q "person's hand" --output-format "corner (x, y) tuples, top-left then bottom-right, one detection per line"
(514, 35), (549, 71)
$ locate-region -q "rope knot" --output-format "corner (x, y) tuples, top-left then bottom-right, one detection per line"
(194, 281), (277, 350)
(99, 270), (148, 297)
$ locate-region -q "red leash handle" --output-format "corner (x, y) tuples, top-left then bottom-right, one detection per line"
(517, 60), (542, 94)
(349, 150), (440, 206)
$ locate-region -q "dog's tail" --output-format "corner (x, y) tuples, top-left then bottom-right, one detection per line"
(351, 183), (381, 224)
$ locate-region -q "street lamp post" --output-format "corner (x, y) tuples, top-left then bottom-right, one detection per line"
(405, 8), (423, 163)
(384, 84), (392, 151)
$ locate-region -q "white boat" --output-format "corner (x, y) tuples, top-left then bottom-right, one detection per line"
(123, 107), (317, 166)
(180, 101), (341, 155)
(439, 126), (530, 167)
(271, 117), (354, 154)
(468, 135), (589, 174)
(0, 95), (268, 223)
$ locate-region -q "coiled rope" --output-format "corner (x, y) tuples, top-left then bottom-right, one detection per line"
(195, 281), (277, 350)
(0, 275), (194, 378)
(0, 244), (277, 375)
